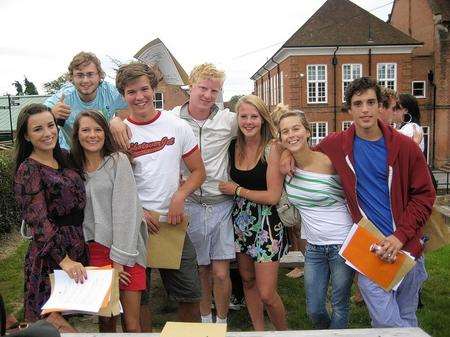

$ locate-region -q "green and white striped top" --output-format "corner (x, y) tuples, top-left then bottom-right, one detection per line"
(285, 168), (353, 245)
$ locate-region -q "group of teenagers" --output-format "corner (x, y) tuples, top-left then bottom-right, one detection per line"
(12, 51), (435, 333)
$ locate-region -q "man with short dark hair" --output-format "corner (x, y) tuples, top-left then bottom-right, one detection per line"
(317, 77), (435, 327)
(45, 51), (127, 149)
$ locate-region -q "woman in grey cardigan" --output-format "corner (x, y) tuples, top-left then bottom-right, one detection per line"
(70, 110), (148, 332)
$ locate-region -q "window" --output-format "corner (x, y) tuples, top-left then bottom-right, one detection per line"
(264, 79), (269, 105)
(377, 63), (397, 90)
(342, 121), (353, 131)
(412, 81), (426, 98)
(342, 64), (362, 102)
(274, 73), (279, 105)
(280, 71), (284, 104)
(154, 92), (163, 109)
(271, 76), (275, 105)
(307, 65), (327, 103)
(309, 122), (328, 146)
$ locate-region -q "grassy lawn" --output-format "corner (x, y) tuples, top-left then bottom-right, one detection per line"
(1, 240), (449, 336)
(0, 239), (28, 317)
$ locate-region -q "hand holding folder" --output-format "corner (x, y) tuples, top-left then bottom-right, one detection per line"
(42, 266), (120, 316)
(146, 210), (189, 269)
(339, 219), (416, 291)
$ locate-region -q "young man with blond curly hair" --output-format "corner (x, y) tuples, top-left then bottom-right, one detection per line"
(169, 63), (237, 324)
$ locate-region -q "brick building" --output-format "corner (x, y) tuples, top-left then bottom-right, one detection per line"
(389, 0), (450, 168)
(251, 0), (446, 166)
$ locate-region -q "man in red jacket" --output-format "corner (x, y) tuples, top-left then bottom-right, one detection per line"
(317, 77), (435, 327)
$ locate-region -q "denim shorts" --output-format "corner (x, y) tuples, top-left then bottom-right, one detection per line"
(186, 199), (236, 265)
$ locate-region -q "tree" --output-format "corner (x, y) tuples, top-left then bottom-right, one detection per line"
(228, 95), (244, 112)
(12, 81), (23, 95)
(43, 74), (68, 94)
(23, 77), (38, 95)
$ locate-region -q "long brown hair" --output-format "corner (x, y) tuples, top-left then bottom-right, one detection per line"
(70, 110), (120, 174)
(13, 103), (67, 173)
(235, 95), (277, 164)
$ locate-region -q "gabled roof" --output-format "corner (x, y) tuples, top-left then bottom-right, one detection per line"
(251, 0), (421, 80)
(428, 0), (450, 21)
(283, 0), (420, 48)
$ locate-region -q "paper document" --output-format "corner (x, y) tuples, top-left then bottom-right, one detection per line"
(147, 211), (188, 269)
(339, 221), (416, 291)
(161, 322), (226, 337)
(41, 269), (113, 314)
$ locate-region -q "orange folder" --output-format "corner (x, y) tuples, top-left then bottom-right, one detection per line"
(340, 222), (416, 291)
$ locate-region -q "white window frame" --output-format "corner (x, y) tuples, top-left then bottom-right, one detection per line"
(274, 73), (279, 105)
(342, 120), (353, 131)
(422, 125), (430, 163)
(307, 64), (328, 104)
(309, 121), (328, 146)
(342, 64), (362, 102)
(377, 63), (397, 91)
(280, 71), (284, 104)
(412, 81), (426, 98)
(154, 92), (164, 110)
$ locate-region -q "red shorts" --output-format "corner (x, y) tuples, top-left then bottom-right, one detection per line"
(88, 242), (146, 291)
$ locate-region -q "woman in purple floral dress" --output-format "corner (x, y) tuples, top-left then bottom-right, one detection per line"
(13, 103), (88, 322)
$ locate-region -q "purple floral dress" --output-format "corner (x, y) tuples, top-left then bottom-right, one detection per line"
(14, 158), (87, 322)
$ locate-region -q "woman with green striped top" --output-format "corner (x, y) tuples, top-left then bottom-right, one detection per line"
(277, 107), (354, 329)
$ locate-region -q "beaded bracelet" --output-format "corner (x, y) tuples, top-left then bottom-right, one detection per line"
(234, 185), (240, 196)
(236, 186), (242, 197)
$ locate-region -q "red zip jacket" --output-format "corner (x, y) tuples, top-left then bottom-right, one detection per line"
(317, 121), (435, 258)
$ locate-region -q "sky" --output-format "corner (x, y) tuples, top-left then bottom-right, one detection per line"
(0, 0), (392, 100)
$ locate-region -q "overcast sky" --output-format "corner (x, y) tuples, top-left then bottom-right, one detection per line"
(0, 0), (392, 100)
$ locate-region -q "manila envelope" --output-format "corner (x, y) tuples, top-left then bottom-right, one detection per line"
(161, 322), (226, 337)
(147, 210), (188, 269)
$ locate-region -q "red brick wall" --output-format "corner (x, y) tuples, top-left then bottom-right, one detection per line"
(156, 81), (189, 110)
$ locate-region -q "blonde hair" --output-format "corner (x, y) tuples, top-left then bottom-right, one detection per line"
(276, 104), (311, 142)
(235, 95), (277, 164)
(271, 103), (289, 127)
(189, 63), (225, 86)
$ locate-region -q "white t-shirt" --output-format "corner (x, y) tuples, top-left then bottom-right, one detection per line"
(125, 111), (198, 213)
(399, 122), (424, 152)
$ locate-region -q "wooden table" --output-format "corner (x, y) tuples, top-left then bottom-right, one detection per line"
(63, 327), (431, 336)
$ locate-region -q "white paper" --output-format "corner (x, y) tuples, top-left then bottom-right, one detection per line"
(42, 269), (113, 313)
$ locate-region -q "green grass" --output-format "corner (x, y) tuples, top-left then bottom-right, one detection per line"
(228, 245), (450, 336)
(1, 241), (449, 336)
(0, 240), (28, 318)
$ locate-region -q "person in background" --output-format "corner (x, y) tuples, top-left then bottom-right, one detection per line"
(13, 103), (87, 331)
(277, 106), (355, 329)
(393, 93), (424, 152)
(45, 51), (128, 149)
(70, 110), (148, 332)
(219, 95), (288, 331)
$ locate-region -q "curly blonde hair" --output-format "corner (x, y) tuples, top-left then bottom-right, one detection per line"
(189, 63), (225, 86)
